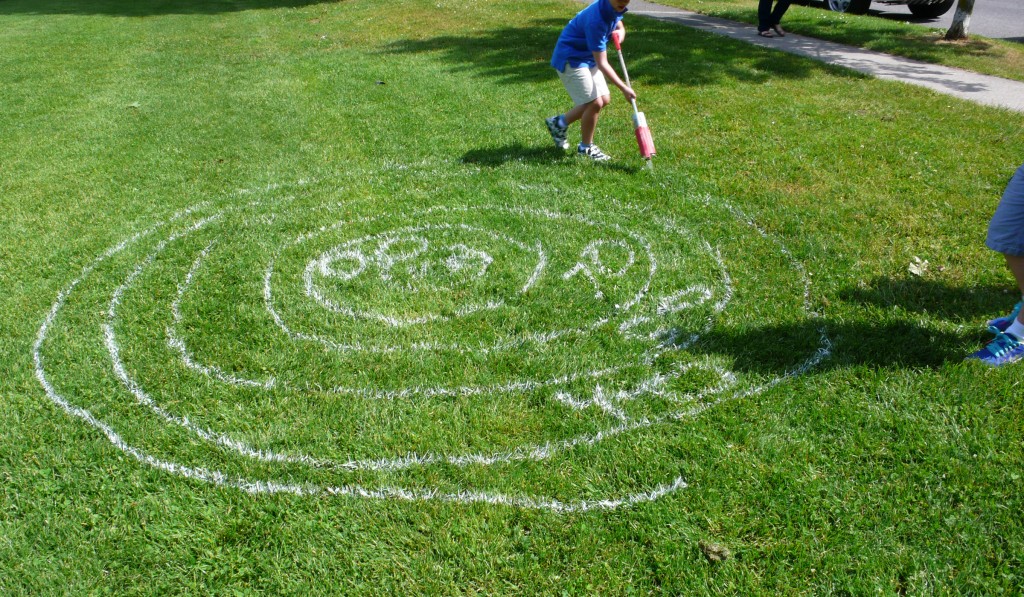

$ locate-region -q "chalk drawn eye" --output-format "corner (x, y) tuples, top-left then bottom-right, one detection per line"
(315, 248), (366, 281)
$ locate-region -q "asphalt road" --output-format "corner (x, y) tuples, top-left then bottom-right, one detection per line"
(863, 0), (1023, 42)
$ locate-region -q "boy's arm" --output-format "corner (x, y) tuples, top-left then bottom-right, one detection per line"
(593, 50), (636, 101)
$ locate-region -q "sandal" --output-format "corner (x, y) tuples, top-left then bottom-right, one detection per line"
(757, 30), (774, 37)
(772, 25), (786, 37)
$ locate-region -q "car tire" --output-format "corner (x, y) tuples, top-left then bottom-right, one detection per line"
(824, 0), (871, 14)
(908, 0), (955, 18)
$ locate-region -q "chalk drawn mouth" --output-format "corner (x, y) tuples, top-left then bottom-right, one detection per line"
(32, 174), (831, 511)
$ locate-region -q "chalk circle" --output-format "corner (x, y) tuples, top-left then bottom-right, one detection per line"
(267, 205), (662, 356)
(33, 172), (830, 512)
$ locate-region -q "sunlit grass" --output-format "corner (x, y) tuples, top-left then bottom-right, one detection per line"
(1, 0), (1023, 593)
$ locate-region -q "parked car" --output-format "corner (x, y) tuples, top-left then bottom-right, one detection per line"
(823, 0), (955, 18)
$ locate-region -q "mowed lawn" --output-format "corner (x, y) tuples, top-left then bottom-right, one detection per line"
(1, 0), (1023, 593)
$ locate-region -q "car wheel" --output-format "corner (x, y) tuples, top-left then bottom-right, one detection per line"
(824, 0), (871, 14)
(908, 0), (955, 18)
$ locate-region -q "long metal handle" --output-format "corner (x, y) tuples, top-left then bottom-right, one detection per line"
(615, 46), (640, 117)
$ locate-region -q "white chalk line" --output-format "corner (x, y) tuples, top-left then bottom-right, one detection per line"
(105, 195), (781, 478)
(32, 205), (688, 508)
(49, 196), (724, 482)
(129, 203), (731, 470)
(103, 209), (342, 468)
(301, 222), (543, 327)
(107, 196), (807, 479)
(34, 176), (831, 510)
(168, 241), (276, 391)
(265, 204), (658, 356)
(167, 217), (644, 401)
(168, 201), (727, 406)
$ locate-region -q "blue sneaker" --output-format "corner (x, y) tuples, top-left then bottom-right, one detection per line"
(986, 301), (1022, 334)
(966, 332), (1024, 366)
(545, 115), (569, 150)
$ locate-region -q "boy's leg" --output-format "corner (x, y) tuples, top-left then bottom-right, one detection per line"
(984, 163), (1024, 331)
(580, 96), (609, 146)
(1006, 254), (1024, 328)
(988, 253), (1024, 333)
(1005, 254), (1024, 296)
(968, 164), (1024, 365)
(566, 95), (609, 145)
(556, 64), (611, 146)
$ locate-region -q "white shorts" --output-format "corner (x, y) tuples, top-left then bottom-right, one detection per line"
(557, 62), (610, 107)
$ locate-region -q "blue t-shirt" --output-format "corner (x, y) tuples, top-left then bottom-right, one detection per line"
(550, 0), (626, 72)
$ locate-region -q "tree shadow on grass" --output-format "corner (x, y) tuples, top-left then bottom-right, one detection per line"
(689, 318), (965, 375)
(838, 276), (1017, 321)
(685, 277), (1011, 376)
(383, 16), (842, 90)
(461, 143), (640, 173)
(0, 0), (336, 16)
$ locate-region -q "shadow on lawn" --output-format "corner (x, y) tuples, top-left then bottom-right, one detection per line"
(0, 0), (335, 16)
(461, 143), (640, 173)
(839, 276), (1018, 321)
(684, 278), (1012, 374)
(384, 17), (840, 90)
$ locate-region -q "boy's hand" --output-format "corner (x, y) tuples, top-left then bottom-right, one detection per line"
(611, 28), (625, 50)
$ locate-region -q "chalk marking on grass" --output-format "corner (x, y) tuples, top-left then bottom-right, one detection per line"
(111, 198), (787, 477)
(75, 195), (735, 477)
(265, 204), (658, 355)
(301, 222), (541, 326)
(34, 174), (831, 510)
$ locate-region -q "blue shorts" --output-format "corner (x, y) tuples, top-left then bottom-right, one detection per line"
(986, 163), (1024, 257)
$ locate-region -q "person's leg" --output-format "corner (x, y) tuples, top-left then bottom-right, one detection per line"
(771, 0), (792, 27)
(556, 63), (605, 129)
(564, 66), (612, 156)
(563, 100), (590, 126)
(771, 0), (791, 35)
(986, 164), (1024, 326)
(1005, 254), (1024, 326)
(968, 164), (1024, 364)
(578, 95), (609, 145)
(757, 0), (773, 32)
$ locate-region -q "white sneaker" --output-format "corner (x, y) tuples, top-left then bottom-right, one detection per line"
(577, 144), (611, 162)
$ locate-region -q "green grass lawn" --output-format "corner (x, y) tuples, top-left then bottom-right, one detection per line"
(654, 0), (1024, 82)
(2, 0), (1023, 593)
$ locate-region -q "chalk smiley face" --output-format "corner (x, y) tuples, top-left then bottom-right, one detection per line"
(33, 174), (829, 511)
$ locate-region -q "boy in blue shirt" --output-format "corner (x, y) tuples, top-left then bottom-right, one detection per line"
(546, 0), (636, 162)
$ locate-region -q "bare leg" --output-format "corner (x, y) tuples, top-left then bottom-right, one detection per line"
(563, 101), (588, 125)
(1006, 254), (1024, 323)
(563, 96), (609, 145)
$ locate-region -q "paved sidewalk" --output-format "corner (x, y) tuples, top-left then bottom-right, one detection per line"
(589, 0), (1024, 113)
